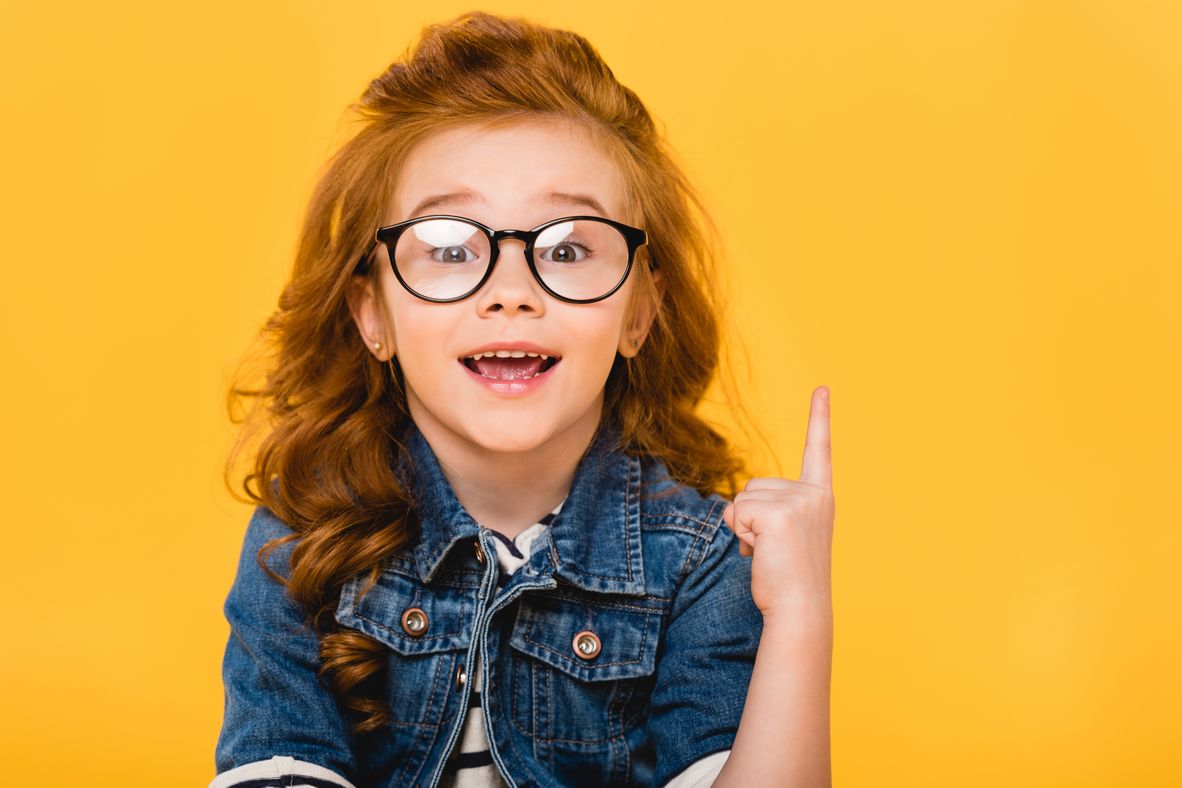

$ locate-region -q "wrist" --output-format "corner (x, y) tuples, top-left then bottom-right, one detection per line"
(759, 597), (833, 635)
(756, 609), (834, 671)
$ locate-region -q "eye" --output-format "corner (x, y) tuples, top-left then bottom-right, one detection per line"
(540, 241), (592, 264)
(430, 245), (478, 264)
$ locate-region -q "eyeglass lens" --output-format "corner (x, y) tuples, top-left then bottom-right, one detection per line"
(392, 218), (630, 301)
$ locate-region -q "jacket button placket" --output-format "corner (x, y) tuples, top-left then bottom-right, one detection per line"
(433, 533), (497, 787)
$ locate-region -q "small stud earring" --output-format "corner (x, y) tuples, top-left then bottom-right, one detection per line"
(372, 341), (383, 350)
(631, 339), (638, 348)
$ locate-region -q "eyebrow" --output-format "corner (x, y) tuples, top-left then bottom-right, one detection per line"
(408, 190), (609, 219)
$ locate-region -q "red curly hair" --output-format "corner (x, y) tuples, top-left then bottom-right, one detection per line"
(224, 10), (767, 735)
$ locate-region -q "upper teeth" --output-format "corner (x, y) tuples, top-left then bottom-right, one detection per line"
(466, 350), (550, 360)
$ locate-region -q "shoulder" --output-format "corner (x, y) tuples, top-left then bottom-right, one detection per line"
(225, 505), (306, 611)
(637, 454), (729, 531)
(237, 504), (302, 572)
(635, 455), (738, 597)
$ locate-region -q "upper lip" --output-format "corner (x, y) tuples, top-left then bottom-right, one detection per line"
(459, 341), (562, 359)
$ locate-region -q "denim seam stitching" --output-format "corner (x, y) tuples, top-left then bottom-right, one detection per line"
(546, 661), (554, 744)
(518, 681), (643, 748)
(622, 681), (635, 780)
(353, 610), (465, 642)
(509, 619), (655, 745)
(539, 592), (671, 611)
(553, 564), (633, 581)
(510, 651), (533, 738)
(641, 513), (718, 527)
(641, 523), (710, 537)
(623, 455), (634, 582)
(392, 650), (448, 786)
(521, 611), (651, 669)
(690, 500), (725, 571)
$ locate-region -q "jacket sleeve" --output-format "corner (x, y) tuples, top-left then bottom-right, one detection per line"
(212, 505), (358, 785)
(647, 509), (763, 787)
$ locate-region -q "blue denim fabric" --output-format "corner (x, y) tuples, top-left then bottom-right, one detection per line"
(215, 419), (763, 787)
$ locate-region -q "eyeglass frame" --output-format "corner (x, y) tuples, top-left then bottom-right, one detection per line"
(354, 213), (657, 304)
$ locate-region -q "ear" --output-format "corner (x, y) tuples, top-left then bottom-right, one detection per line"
(346, 274), (393, 360)
(618, 267), (665, 359)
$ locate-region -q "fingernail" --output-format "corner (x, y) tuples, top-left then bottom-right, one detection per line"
(820, 386), (829, 401)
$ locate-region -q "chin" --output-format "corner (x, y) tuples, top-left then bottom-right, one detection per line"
(459, 419), (557, 454)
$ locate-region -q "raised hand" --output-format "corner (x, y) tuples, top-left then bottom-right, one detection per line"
(722, 386), (835, 620)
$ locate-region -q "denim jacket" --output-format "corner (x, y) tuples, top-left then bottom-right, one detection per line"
(214, 419), (763, 787)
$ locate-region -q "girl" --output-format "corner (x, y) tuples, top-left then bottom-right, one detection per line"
(213, 11), (834, 788)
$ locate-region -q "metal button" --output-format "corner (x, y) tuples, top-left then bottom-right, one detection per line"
(400, 607), (429, 637)
(455, 664), (467, 689)
(572, 630), (602, 660)
(474, 540), (486, 566)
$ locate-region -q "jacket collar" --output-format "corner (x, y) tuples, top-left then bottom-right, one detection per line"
(396, 419), (646, 596)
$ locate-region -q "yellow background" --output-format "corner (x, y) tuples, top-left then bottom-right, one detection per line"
(2, 1), (1179, 785)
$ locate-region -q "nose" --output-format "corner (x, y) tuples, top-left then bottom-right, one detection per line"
(475, 237), (545, 314)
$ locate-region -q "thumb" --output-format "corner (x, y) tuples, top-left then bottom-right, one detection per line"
(723, 502), (754, 557)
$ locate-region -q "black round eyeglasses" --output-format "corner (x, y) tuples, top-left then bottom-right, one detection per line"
(354, 214), (656, 304)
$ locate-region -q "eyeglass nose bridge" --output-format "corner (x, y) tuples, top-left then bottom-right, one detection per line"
(492, 228), (534, 243)
(480, 227), (544, 293)
(479, 229), (548, 304)
(485, 227), (537, 262)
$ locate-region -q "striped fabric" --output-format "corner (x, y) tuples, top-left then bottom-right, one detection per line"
(208, 755), (356, 788)
(438, 503), (563, 787)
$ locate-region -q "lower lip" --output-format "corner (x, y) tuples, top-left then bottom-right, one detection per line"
(458, 359), (561, 395)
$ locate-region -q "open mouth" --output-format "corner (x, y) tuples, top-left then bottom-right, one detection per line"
(459, 351), (562, 381)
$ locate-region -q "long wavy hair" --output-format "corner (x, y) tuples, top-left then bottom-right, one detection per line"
(224, 10), (769, 735)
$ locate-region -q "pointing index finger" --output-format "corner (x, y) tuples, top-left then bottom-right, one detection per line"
(800, 385), (832, 488)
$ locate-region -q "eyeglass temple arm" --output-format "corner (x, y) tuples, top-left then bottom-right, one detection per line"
(354, 243), (379, 275)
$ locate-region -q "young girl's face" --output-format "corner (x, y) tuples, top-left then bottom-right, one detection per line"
(349, 118), (660, 456)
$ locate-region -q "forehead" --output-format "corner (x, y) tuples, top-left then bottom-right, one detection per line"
(391, 118), (627, 223)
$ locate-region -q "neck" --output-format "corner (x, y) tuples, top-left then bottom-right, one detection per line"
(405, 400), (601, 540)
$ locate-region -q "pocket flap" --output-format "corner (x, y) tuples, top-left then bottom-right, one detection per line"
(335, 569), (473, 655)
(509, 593), (662, 682)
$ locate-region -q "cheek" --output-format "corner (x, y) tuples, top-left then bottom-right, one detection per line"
(383, 289), (455, 374)
(575, 316), (627, 377)
(395, 315), (449, 359)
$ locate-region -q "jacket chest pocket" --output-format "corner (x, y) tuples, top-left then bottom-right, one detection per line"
(335, 569), (475, 730)
(507, 593), (663, 749)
